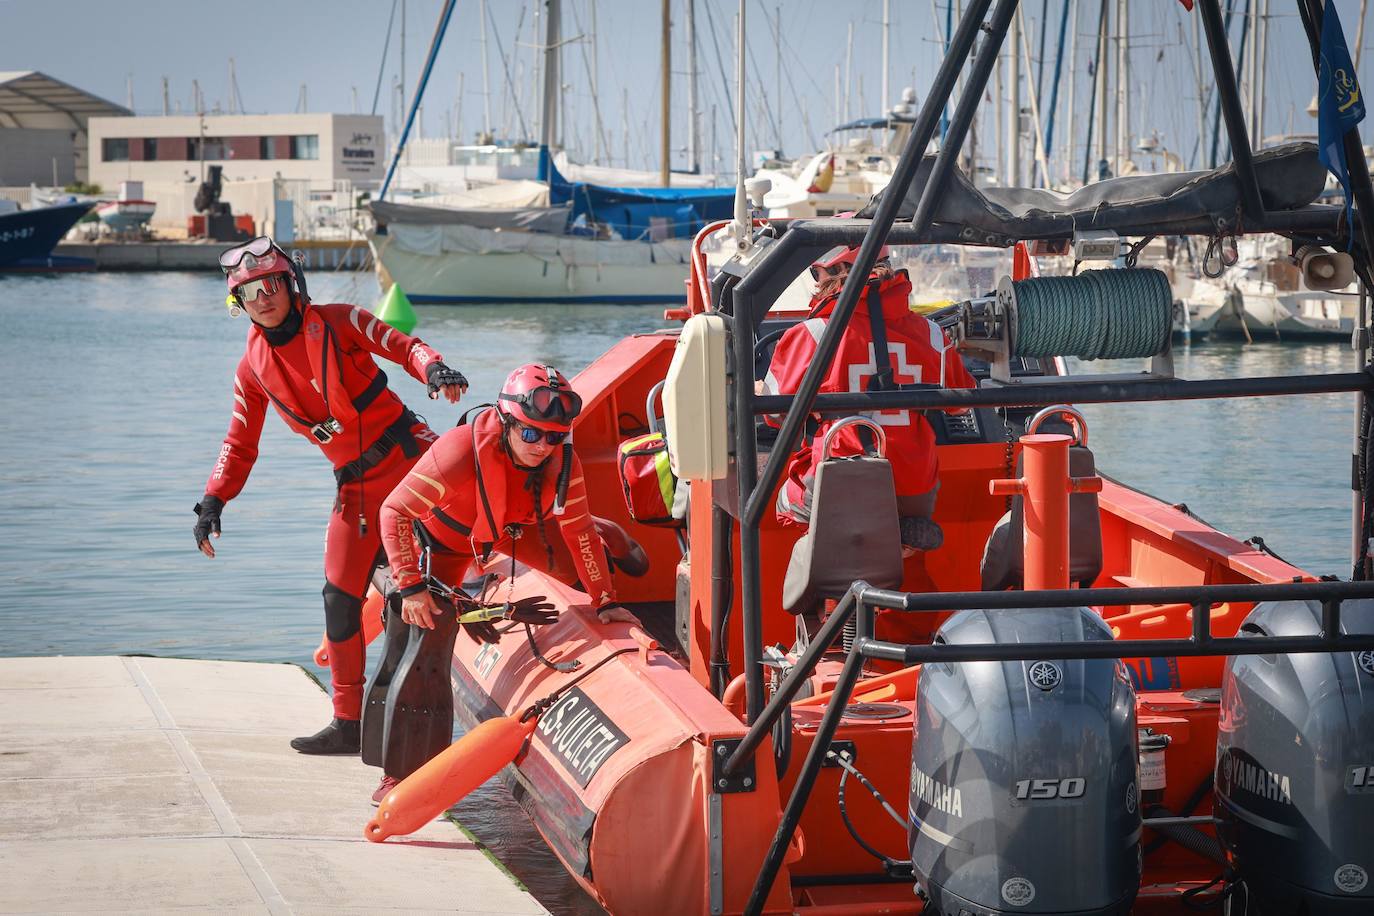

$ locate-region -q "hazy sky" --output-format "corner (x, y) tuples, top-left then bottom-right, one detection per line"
(3, 0), (1371, 182)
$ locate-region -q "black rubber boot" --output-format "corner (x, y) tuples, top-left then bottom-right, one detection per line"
(899, 516), (944, 552)
(290, 718), (361, 755)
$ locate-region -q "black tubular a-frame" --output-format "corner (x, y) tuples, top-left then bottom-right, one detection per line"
(707, 2), (1374, 913)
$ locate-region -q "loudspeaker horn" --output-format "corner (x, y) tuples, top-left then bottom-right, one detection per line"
(1297, 245), (1355, 291)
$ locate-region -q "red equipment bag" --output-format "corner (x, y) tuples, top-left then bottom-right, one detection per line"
(617, 432), (682, 527)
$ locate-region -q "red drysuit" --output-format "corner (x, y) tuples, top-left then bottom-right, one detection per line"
(380, 408), (616, 606)
(761, 270), (976, 524)
(204, 302), (444, 719)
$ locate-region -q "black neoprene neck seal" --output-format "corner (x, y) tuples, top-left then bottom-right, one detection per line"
(257, 303), (303, 346)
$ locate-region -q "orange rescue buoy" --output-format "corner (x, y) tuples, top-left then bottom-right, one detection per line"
(314, 589), (384, 667)
(364, 714), (538, 842)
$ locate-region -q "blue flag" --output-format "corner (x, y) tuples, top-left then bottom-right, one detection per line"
(1317, 2), (1366, 246)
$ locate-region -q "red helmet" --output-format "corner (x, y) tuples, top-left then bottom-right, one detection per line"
(496, 363), (583, 432)
(220, 236), (294, 297)
(811, 243), (893, 279)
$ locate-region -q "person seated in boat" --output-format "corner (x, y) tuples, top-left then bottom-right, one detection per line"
(192, 236), (469, 756)
(760, 243), (976, 552)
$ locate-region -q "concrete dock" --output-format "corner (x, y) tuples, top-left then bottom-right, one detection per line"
(0, 655), (547, 915)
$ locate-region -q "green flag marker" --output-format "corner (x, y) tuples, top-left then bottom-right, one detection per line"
(376, 283), (418, 335)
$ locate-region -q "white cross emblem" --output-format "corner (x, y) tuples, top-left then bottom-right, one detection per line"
(848, 342), (921, 427)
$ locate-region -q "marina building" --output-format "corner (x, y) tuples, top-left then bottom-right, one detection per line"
(84, 113), (385, 239)
(87, 113), (385, 187)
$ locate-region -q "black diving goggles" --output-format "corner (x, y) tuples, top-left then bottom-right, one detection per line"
(499, 386), (583, 425)
(219, 236), (277, 273)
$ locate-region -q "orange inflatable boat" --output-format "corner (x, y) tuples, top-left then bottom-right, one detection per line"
(367, 4), (1374, 911)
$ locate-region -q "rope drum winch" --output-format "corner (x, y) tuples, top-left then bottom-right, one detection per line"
(1001, 268), (1174, 360)
(957, 266), (1177, 383)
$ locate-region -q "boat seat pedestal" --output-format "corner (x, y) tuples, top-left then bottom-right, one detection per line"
(980, 445), (1103, 591)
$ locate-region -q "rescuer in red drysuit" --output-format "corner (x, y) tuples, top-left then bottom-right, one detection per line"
(761, 244), (976, 552)
(192, 236), (469, 755)
(379, 364), (641, 631)
(370, 364), (642, 800)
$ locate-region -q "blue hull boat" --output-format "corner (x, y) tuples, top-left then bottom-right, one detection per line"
(0, 201), (93, 268)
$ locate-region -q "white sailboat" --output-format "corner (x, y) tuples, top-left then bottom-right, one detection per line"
(367, 0), (729, 304)
(757, 91), (921, 219)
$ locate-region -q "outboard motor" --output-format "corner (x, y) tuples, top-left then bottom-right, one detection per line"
(1215, 599), (1374, 914)
(911, 606), (1139, 915)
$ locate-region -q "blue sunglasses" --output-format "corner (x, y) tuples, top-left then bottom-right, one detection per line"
(515, 423), (568, 446)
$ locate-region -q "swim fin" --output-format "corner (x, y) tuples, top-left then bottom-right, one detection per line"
(380, 592), (462, 779)
(360, 593), (412, 767)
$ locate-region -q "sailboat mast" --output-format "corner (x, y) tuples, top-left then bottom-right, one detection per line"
(1065, 0), (1080, 186)
(480, 0), (493, 139)
(844, 22), (854, 124)
(1191, 7), (1206, 167)
(1094, 0), (1108, 178)
(882, 0), (891, 114)
(1256, 0), (1269, 148)
(1010, 9), (1022, 187)
(774, 4), (783, 151)
(1357, 0), (1369, 69)
(686, 0), (701, 173)
(661, 0), (672, 185)
(994, 50), (1004, 185)
(1114, 0), (1128, 173)
(732, 0), (749, 246)
(540, 0), (560, 151)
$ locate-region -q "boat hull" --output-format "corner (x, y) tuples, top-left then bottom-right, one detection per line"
(96, 200), (156, 234)
(1210, 281), (1359, 341)
(0, 202), (92, 267)
(368, 229), (692, 304)
(448, 573), (792, 916)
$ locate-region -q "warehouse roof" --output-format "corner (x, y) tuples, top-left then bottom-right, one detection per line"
(0, 71), (130, 129)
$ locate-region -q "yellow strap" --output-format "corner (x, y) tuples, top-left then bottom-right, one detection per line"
(653, 448), (676, 512)
(619, 432), (664, 454)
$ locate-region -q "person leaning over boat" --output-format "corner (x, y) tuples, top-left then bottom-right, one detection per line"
(761, 244), (976, 552)
(192, 236), (469, 755)
(374, 363), (639, 797)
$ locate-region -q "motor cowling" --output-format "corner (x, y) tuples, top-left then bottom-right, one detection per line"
(1215, 599), (1374, 914)
(911, 606), (1139, 915)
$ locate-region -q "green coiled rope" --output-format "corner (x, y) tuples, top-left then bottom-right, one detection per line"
(1001, 268), (1173, 360)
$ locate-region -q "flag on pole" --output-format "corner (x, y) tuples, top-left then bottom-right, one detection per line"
(1317, 2), (1366, 246)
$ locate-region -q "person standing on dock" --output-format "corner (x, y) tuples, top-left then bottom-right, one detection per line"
(192, 236), (469, 755)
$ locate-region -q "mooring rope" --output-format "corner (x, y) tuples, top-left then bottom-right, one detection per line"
(1002, 267), (1173, 360)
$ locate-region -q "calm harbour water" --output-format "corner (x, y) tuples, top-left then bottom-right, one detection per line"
(0, 271), (1361, 912)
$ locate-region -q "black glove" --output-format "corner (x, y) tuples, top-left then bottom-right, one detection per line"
(461, 619), (501, 645)
(193, 495), (224, 550)
(504, 595), (558, 626)
(426, 361), (469, 397)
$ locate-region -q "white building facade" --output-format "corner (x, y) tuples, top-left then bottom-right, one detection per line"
(87, 113), (384, 186)
(84, 113), (385, 239)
